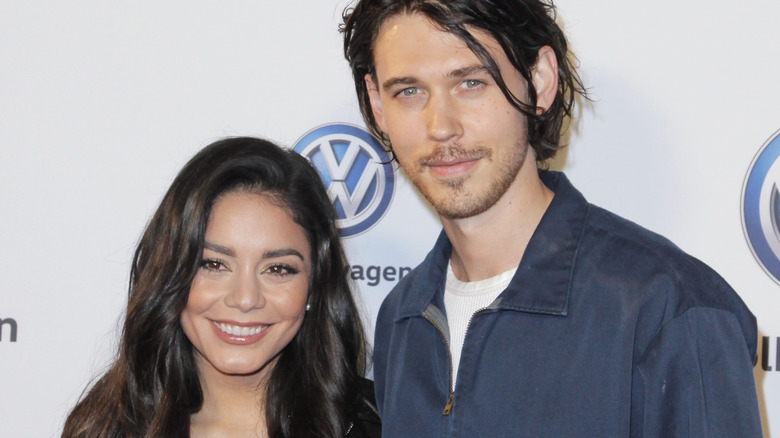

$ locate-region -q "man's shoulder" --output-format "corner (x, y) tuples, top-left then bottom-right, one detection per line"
(543, 172), (717, 285)
(574, 203), (757, 358)
(580, 203), (751, 320)
(582, 204), (712, 281)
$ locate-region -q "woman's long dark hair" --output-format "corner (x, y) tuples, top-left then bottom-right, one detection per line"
(62, 137), (368, 438)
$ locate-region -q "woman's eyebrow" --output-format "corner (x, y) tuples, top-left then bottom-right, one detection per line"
(263, 248), (305, 261)
(204, 241), (234, 257)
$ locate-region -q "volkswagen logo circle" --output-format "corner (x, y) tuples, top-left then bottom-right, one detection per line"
(743, 129), (780, 285)
(294, 123), (395, 237)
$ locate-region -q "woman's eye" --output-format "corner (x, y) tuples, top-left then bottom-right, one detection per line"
(200, 259), (225, 271)
(266, 264), (300, 277)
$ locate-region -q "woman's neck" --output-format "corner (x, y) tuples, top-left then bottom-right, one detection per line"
(189, 357), (273, 438)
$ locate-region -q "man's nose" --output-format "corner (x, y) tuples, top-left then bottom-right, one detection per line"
(424, 93), (463, 144)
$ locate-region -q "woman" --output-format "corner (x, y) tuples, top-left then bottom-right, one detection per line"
(62, 137), (380, 437)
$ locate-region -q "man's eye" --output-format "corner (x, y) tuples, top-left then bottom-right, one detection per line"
(462, 79), (483, 88)
(397, 87), (419, 97)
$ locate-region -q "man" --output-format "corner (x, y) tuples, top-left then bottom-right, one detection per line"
(342, 1), (763, 436)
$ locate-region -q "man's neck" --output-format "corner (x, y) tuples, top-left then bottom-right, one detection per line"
(442, 158), (553, 282)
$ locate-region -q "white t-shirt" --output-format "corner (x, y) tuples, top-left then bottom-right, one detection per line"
(444, 263), (516, 386)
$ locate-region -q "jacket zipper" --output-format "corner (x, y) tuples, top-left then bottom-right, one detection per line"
(424, 312), (455, 415)
(425, 306), (492, 416)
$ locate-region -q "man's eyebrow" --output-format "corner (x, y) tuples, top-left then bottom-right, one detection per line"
(204, 241), (234, 257)
(381, 65), (490, 91)
(447, 65), (489, 78)
(381, 76), (418, 91)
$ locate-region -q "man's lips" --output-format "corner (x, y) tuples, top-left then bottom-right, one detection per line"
(417, 144), (491, 179)
(424, 156), (482, 178)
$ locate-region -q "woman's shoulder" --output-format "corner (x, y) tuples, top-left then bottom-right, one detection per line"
(347, 377), (381, 438)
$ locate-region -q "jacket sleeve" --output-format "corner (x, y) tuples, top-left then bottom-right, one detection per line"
(630, 307), (763, 437)
(372, 292), (394, 417)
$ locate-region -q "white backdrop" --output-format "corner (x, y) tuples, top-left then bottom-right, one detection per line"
(1, 1), (778, 436)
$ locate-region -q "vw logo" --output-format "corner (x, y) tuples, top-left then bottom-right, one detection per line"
(743, 129), (780, 284)
(293, 123), (395, 237)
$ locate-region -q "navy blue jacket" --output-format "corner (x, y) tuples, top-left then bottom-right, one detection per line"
(374, 172), (762, 437)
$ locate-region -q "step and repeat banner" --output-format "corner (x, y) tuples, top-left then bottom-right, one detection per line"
(1, 1), (779, 436)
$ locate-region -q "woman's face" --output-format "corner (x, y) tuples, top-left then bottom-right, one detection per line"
(181, 191), (311, 381)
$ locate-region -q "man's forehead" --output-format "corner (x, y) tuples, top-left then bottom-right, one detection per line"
(371, 13), (504, 80)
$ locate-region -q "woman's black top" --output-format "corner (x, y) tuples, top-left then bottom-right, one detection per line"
(346, 378), (381, 438)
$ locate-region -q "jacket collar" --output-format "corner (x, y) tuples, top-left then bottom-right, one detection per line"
(397, 171), (589, 319)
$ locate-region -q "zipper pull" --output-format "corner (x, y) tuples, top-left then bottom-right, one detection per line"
(442, 391), (454, 415)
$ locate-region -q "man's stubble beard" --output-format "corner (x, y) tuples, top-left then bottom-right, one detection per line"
(399, 140), (528, 220)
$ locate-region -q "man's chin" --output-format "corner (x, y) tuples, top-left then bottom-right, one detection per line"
(426, 193), (492, 220)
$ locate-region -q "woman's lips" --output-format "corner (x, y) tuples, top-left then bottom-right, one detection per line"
(209, 320), (271, 345)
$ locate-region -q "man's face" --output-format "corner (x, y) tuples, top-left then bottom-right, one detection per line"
(366, 13), (532, 219)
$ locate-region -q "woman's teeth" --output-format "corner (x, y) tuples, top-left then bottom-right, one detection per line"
(214, 321), (268, 336)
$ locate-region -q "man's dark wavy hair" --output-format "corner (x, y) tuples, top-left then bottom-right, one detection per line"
(341, 0), (586, 163)
(62, 137), (369, 438)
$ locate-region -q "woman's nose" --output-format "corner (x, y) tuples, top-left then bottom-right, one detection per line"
(224, 270), (265, 312)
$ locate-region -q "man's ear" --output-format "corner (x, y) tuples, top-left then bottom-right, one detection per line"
(365, 74), (387, 132)
(531, 46), (559, 113)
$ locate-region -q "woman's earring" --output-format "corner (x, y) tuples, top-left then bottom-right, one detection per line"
(305, 303), (311, 312)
